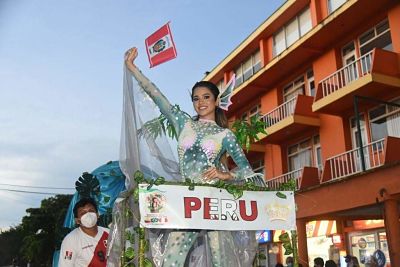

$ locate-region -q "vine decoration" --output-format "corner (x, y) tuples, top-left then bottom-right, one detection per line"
(133, 170), (295, 201)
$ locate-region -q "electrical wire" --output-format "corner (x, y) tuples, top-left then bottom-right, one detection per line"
(0, 183), (74, 190)
(0, 188), (73, 195)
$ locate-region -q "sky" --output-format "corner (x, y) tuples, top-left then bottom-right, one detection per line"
(0, 0), (284, 230)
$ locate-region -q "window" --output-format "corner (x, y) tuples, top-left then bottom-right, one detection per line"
(253, 50), (262, 73)
(283, 69), (314, 101)
(288, 139), (312, 171)
(235, 65), (243, 88)
(286, 18), (300, 47)
(241, 104), (261, 121)
(243, 57), (253, 81)
(369, 98), (400, 142)
(273, 7), (312, 56)
(299, 8), (312, 36)
(251, 159), (265, 174)
(234, 50), (262, 89)
(328, 0), (347, 14)
(359, 19), (392, 55)
(283, 76), (305, 102)
(307, 70), (315, 97)
(313, 135), (322, 171)
(216, 79), (224, 91)
(273, 29), (286, 56)
(288, 135), (320, 171)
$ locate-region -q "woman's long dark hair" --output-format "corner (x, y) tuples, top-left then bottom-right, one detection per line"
(191, 81), (228, 128)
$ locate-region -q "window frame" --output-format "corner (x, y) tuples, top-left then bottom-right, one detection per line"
(273, 7), (312, 57)
(287, 135), (320, 172)
(358, 19), (392, 56)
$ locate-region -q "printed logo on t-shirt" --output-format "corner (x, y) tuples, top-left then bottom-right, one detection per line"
(103, 239), (107, 248)
(64, 251), (73, 260)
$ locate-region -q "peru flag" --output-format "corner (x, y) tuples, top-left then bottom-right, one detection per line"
(145, 22), (177, 68)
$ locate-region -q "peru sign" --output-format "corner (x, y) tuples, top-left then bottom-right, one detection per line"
(138, 184), (296, 230)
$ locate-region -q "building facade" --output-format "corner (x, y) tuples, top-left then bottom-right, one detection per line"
(204, 0), (400, 266)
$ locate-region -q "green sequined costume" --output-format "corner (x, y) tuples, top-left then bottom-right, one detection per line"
(129, 66), (257, 267)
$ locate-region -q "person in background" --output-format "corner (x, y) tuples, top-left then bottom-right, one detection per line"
(314, 257), (325, 267)
(325, 259), (337, 267)
(59, 198), (108, 267)
(365, 256), (378, 267)
(286, 256), (294, 267)
(345, 255), (360, 267)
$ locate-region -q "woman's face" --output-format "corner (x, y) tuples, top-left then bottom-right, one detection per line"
(192, 86), (218, 121)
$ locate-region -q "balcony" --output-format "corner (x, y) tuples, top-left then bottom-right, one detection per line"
(266, 167), (320, 191)
(259, 95), (320, 143)
(321, 136), (400, 183)
(313, 49), (400, 114)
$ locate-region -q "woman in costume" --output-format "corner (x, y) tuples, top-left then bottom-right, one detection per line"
(125, 47), (259, 267)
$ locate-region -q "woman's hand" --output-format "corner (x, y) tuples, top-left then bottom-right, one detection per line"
(125, 47), (138, 72)
(203, 167), (232, 181)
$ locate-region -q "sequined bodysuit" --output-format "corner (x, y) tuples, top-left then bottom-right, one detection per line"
(131, 67), (253, 183)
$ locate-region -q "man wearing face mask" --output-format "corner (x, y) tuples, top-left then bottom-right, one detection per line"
(59, 198), (109, 267)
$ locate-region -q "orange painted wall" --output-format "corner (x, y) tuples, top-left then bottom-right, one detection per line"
(310, 0), (323, 26)
(261, 88), (283, 179)
(388, 3), (400, 53)
(260, 87), (279, 113)
(313, 48), (340, 85)
(267, 37), (274, 65)
(318, 0), (329, 21)
(319, 114), (348, 160)
(260, 38), (271, 66)
(265, 144), (283, 179)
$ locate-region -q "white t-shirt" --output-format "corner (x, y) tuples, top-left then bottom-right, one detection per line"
(59, 226), (109, 267)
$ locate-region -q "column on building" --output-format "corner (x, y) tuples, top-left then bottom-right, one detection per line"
(382, 193), (400, 266)
(297, 218), (309, 266)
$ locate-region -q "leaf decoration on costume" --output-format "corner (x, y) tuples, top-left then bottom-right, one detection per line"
(137, 104), (189, 141)
(231, 114), (268, 152)
(218, 74), (236, 111)
(75, 172), (100, 198)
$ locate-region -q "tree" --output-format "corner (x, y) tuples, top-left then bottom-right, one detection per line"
(0, 194), (72, 267)
(0, 225), (25, 266)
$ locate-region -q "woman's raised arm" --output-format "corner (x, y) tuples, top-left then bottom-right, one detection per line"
(125, 47), (188, 135)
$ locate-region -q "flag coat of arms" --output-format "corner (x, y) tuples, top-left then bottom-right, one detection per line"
(145, 23), (177, 68)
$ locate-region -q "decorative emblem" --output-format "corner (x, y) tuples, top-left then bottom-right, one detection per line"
(146, 193), (166, 213)
(265, 202), (291, 221)
(64, 251), (73, 260)
(143, 190), (168, 225)
(152, 39), (166, 53)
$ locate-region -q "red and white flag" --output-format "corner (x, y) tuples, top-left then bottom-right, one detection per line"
(145, 22), (177, 68)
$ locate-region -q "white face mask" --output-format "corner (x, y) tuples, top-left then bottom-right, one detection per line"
(80, 212), (98, 228)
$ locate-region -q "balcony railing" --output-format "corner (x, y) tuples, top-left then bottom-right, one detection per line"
(262, 96), (297, 127)
(266, 168), (302, 190)
(320, 50), (373, 97)
(325, 138), (385, 181)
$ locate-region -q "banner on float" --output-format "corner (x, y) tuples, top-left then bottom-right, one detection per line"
(138, 184), (296, 230)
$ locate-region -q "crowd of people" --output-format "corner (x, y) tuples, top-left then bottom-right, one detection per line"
(272, 254), (380, 267)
